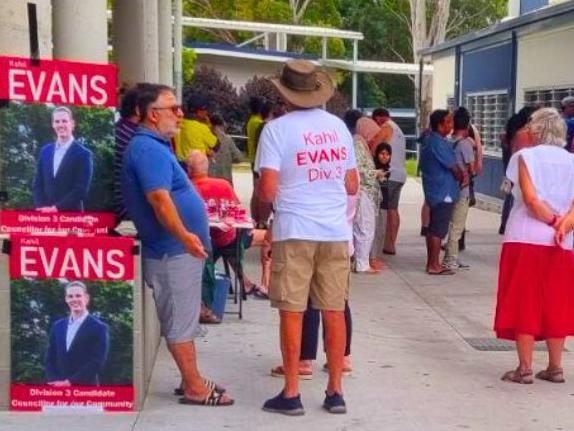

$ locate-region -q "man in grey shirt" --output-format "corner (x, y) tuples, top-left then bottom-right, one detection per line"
(443, 107), (474, 270)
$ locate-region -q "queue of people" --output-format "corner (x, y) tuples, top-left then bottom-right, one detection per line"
(113, 57), (574, 415)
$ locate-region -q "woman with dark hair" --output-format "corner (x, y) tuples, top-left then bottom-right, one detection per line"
(373, 142), (393, 175)
(371, 142), (393, 258)
(499, 106), (539, 234)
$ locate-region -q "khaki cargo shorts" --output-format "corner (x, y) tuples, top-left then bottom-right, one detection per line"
(269, 240), (350, 312)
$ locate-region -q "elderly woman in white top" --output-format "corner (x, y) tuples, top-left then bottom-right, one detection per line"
(344, 110), (381, 274)
(495, 108), (574, 384)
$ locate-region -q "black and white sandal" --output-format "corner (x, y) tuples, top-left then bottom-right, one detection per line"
(179, 389), (234, 406)
(174, 378), (226, 396)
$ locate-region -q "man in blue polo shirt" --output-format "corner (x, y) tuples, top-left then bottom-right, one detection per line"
(420, 109), (465, 275)
(121, 84), (233, 407)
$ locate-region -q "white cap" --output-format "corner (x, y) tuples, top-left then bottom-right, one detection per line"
(561, 96), (574, 108)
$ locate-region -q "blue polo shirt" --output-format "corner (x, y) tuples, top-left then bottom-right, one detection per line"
(121, 127), (210, 259)
(420, 131), (459, 207)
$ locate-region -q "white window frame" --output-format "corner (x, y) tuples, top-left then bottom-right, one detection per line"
(465, 90), (509, 156)
(523, 86), (574, 109)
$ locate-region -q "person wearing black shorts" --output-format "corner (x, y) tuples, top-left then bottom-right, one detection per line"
(419, 110), (466, 275)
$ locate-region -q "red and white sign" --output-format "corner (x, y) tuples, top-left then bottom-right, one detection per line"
(0, 210), (117, 236)
(11, 384), (135, 412)
(0, 56), (117, 107)
(9, 235), (135, 281)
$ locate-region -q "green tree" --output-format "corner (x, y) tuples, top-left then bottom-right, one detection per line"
(339, 0), (507, 111)
(182, 47), (197, 84)
(183, 66), (243, 133)
(183, 0), (346, 57)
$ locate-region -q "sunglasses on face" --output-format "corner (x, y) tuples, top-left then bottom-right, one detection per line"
(151, 105), (183, 115)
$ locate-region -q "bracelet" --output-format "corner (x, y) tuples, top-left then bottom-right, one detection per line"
(547, 214), (558, 226)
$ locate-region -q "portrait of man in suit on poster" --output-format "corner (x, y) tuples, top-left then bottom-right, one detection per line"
(32, 106), (94, 212)
(44, 281), (109, 386)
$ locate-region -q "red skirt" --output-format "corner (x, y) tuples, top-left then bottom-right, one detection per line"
(494, 242), (574, 341)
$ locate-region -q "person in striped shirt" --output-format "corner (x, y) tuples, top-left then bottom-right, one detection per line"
(114, 84), (147, 222)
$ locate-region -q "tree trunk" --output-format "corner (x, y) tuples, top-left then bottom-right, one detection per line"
(410, 0), (451, 131)
(409, 0), (427, 131)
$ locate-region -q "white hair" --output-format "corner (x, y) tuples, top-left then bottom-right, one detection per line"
(187, 150), (208, 176)
(529, 107), (566, 148)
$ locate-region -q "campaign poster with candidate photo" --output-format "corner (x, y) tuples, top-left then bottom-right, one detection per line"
(9, 235), (135, 412)
(0, 56), (117, 235)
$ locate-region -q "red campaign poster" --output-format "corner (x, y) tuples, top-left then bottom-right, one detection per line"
(0, 56), (118, 233)
(9, 235), (136, 412)
(0, 210), (116, 236)
(0, 56), (117, 107)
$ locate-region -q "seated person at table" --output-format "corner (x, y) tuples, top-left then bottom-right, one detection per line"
(187, 150), (269, 300)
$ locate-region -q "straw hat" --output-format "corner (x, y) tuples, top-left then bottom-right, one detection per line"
(270, 59), (334, 108)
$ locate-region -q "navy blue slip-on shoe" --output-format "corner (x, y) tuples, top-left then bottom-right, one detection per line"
(323, 391), (347, 414)
(262, 391), (305, 416)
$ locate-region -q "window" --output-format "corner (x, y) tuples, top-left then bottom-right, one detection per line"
(524, 87), (574, 109)
(465, 91), (509, 153)
(520, 0), (548, 15)
(446, 96), (455, 111)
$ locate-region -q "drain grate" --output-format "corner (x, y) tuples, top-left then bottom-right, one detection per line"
(464, 338), (565, 352)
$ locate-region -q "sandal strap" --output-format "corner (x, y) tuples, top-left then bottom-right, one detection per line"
(204, 379), (216, 391)
(204, 389), (223, 406)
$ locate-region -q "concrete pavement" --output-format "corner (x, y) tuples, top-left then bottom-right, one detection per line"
(2, 175), (574, 431)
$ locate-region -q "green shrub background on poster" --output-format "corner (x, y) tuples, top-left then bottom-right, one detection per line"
(11, 279), (133, 385)
(0, 102), (114, 211)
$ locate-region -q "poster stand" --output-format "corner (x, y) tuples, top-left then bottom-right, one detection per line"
(0, 49), (157, 411)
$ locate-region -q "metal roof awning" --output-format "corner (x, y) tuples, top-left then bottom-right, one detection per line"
(176, 16), (432, 108)
(192, 45), (433, 76)
(322, 59), (433, 76)
(189, 42), (318, 63)
(181, 17), (364, 40)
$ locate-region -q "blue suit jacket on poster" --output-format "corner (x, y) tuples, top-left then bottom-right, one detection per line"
(32, 140), (94, 211)
(44, 314), (110, 385)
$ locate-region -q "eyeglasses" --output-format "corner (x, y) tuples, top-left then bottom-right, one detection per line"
(151, 105), (183, 115)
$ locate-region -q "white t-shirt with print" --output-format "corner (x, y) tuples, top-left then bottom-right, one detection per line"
(255, 108), (357, 242)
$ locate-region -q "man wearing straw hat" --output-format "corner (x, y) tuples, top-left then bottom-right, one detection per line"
(256, 59), (358, 415)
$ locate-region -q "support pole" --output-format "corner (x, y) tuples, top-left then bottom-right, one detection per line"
(158, 0), (173, 86)
(352, 39), (358, 109)
(53, 0), (107, 63)
(113, 0), (160, 85)
(174, 0), (183, 101)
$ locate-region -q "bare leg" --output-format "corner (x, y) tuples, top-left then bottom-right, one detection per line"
(322, 310), (346, 395)
(383, 209), (400, 253)
(546, 338), (565, 370)
(426, 234), (443, 273)
(516, 334), (534, 371)
(280, 310), (304, 397)
(168, 342), (232, 402)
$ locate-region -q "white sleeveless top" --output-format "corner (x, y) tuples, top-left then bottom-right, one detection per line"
(504, 145), (574, 248)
